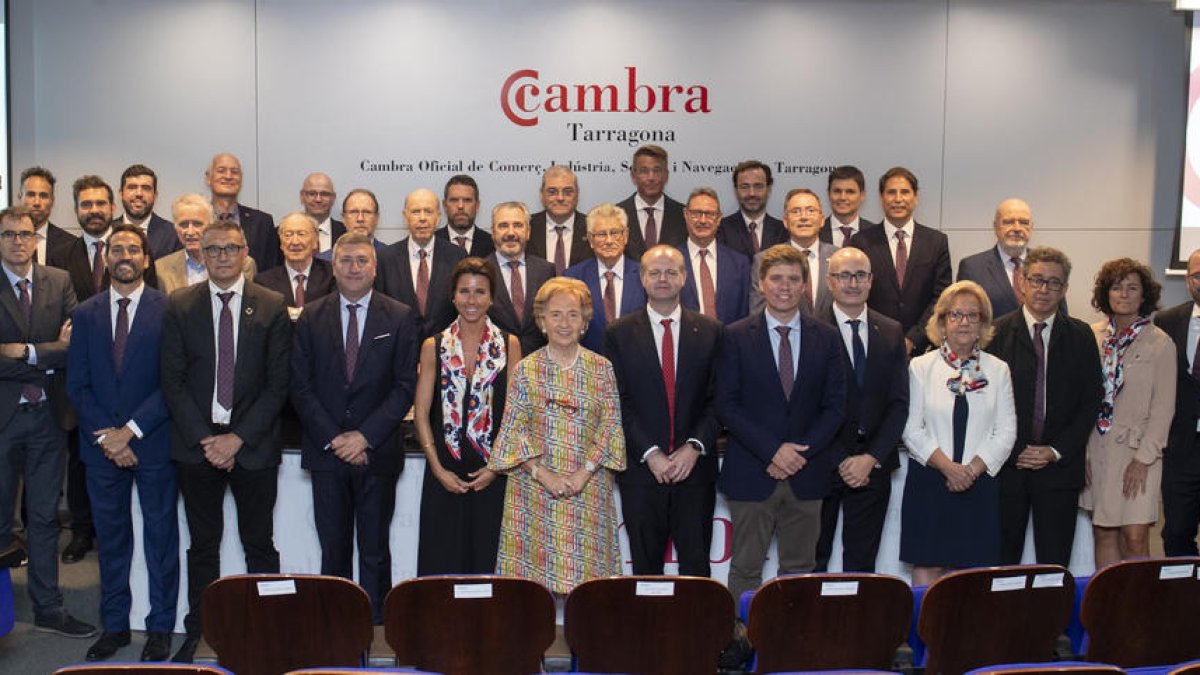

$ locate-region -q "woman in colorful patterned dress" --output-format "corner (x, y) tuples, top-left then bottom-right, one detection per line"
(488, 277), (626, 596)
(414, 258), (522, 575)
(1080, 258), (1175, 567)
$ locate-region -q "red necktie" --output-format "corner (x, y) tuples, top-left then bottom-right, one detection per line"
(416, 249), (430, 316)
(643, 207), (658, 248)
(454, 236), (467, 250)
(894, 230), (908, 288)
(840, 226), (854, 248)
(508, 260), (525, 323)
(800, 250), (815, 315)
(293, 273), (306, 307)
(345, 303), (360, 381)
(553, 226), (567, 275)
(776, 325), (794, 401)
(113, 297), (130, 375)
(603, 270), (616, 323)
(698, 249), (717, 319)
(216, 291), (235, 411)
(1011, 256), (1024, 305)
(16, 280), (43, 403)
(92, 241), (105, 293)
(661, 318), (676, 452)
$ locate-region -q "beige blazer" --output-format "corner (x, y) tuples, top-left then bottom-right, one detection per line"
(155, 249), (257, 295)
(1090, 320), (1177, 465)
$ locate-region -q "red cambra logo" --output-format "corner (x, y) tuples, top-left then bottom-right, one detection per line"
(500, 67), (711, 127)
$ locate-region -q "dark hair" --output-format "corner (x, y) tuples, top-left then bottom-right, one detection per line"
(120, 164), (157, 191)
(1091, 258), (1161, 317)
(20, 166), (56, 190)
(72, 175), (114, 206)
(878, 166), (918, 194)
(828, 165), (866, 191)
(732, 160), (773, 188)
(783, 188), (821, 207)
(444, 174), (479, 200)
(0, 205), (33, 224)
(1025, 246), (1073, 282)
(342, 188), (379, 213)
(452, 256), (497, 296)
(107, 223), (150, 253)
(633, 145), (668, 162)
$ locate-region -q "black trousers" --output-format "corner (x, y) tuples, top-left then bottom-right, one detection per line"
(1163, 446), (1200, 556)
(998, 465), (1079, 566)
(619, 481), (716, 577)
(815, 466), (892, 573)
(66, 431), (94, 538)
(175, 461), (279, 636)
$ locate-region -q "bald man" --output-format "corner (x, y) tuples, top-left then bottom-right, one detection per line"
(205, 153), (281, 271)
(376, 189), (466, 339)
(299, 173), (344, 253)
(956, 198), (1035, 319)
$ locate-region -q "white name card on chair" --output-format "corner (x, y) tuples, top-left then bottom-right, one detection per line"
(256, 580), (297, 596)
(453, 583), (493, 599)
(990, 576), (1026, 592)
(635, 581), (675, 596)
(1032, 572), (1065, 588)
(1159, 564), (1194, 580)
(821, 581), (860, 596)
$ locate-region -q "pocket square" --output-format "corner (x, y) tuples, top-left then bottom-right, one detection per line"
(373, 333), (391, 341)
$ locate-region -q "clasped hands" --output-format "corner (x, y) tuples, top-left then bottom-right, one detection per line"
(94, 426), (139, 468)
(535, 464), (594, 499)
(767, 442), (809, 480)
(646, 445), (701, 485)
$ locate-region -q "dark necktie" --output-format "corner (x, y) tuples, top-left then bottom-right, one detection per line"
(894, 230), (908, 288)
(952, 394), (969, 464)
(16, 280), (43, 403)
(1192, 328), (1200, 379)
(416, 249), (430, 316)
(1011, 256), (1024, 305)
(219, 212), (235, 222)
(661, 318), (676, 452)
(840, 226), (854, 248)
(603, 270), (616, 323)
(294, 273), (306, 307)
(776, 325), (794, 401)
(113, 297), (130, 375)
(454, 236), (467, 251)
(643, 207), (658, 248)
(800, 250), (815, 314)
(553, 226), (567, 275)
(748, 222), (760, 253)
(345, 303), (361, 381)
(698, 249), (717, 319)
(848, 318), (866, 388)
(1032, 321), (1047, 443)
(92, 241), (105, 293)
(216, 291), (235, 411)
(508, 261), (525, 323)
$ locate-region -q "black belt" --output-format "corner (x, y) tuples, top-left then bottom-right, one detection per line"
(17, 400), (46, 411)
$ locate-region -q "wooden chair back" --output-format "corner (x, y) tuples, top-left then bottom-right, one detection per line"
(1082, 557), (1200, 668)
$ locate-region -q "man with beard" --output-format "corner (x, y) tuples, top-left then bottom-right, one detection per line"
(21, 167), (75, 265)
(116, 164), (180, 260)
(67, 224), (178, 661)
(485, 202), (555, 356)
(205, 152), (281, 271)
(435, 175), (494, 258)
(718, 160), (787, 259)
(958, 198), (1038, 319)
(528, 165), (592, 274)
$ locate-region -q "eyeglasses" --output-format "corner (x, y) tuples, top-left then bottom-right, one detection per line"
(0, 230), (36, 242)
(829, 271), (872, 284)
(1024, 275), (1065, 292)
(590, 229), (626, 240)
(543, 187), (576, 198)
(203, 244), (245, 258)
(1187, 273), (1200, 284)
(302, 190), (334, 199)
(946, 310), (982, 324)
(685, 209), (720, 221)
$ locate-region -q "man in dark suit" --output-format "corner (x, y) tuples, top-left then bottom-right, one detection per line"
(820, 165), (879, 248)
(716, 244), (847, 603)
(527, 165), (592, 274)
(299, 172), (344, 254)
(205, 152), (282, 272)
(987, 246), (1101, 565)
(66, 224), (178, 662)
(1155, 247), (1200, 556)
(957, 198), (1036, 320)
(20, 167), (76, 265)
(376, 188), (466, 340)
(316, 189), (389, 262)
(750, 189), (837, 319)
(160, 220), (292, 662)
(679, 187), (750, 324)
(814, 247), (908, 573)
(564, 204), (646, 353)
(291, 233), (417, 622)
(0, 206), (95, 637)
(717, 160), (787, 259)
(849, 166), (952, 355)
(485, 202), (555, 356)
(618, 145), (687, 259)
(605, 245), (723, 576)
(435, 174), (495, 258)
(116, 164), (180, 261)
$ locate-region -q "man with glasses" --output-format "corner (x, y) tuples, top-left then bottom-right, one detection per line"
(618, 145), (687, 259)
(155, 194), (256, 295)
(718, 160), (787, 259)
(160, 220), (291, 662)
(528, 165), (592, 274)
(958, 198), (1038, 319)
(814, 247), (907, 572)
(678, 187), (750, 324)
(986, 246), (1101, 565)
(318, 189), (390, 260)
(298, 173), (343, 254)
(751, 189), (837, 318)
(564, 203), (646, 354)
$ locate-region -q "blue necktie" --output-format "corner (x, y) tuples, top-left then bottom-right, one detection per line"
(848, 319), (866, 388)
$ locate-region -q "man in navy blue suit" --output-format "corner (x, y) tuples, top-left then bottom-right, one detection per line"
(956, 198), (1035, 320)
(717, 160), (787, 259)
(820, 165), (879, 248)
(617, 145), (688, 260)
(290, 233), (418, 622)
(485, 201), (555, 356)
(564, 204), (646, 354)
(116, 165), (180, 261)
(205, 152), (281, 271)
(814, 247), (908, 573)
(717, 244), (847, 603)
(67, 224), (178, 662)
(435, 174), (495, 259)
(679, 188), (750, 325)
(606, 245), (723, 576)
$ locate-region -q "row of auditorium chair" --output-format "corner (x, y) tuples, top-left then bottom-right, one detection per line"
(49, 557), (1200, 675)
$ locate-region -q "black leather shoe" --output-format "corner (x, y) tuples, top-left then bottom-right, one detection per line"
(61, 535), (94, 564)
(172, 635), (200, 663)
(86, 631), (131, 661)
(0, 542), (25, 568)
(141, 631), (171, 661)
(34, 612), (98, 639)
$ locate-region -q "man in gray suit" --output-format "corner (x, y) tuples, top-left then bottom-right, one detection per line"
(751, 189), (837, 318)
(0, 205), (96, 637)
(956, 198), (1034, 319)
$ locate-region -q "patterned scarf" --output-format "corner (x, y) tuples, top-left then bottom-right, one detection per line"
(940, 342), (989, 396)
(439, 317), (507, 460)
(1096, 316), (1150, 435)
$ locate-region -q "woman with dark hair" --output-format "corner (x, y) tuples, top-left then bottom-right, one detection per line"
(414, 257), (522, 574)
(1081, 258), (1176, 567)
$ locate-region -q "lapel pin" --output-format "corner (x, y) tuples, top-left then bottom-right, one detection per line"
(244, 306), (254, 316)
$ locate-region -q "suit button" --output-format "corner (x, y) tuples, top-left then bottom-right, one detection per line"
(344, 410), (352, 417)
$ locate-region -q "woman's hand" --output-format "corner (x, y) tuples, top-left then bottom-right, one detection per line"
(563, 467), (594, 496)
(466, 467), (498, 492)
(1122, 458), (1150, 499)
(433, 464), (470, 494)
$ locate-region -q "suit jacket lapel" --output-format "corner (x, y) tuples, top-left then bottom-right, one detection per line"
(0, 276), (28, 335)
(986, 250), (1014, 299)
(869, 228), (900, 293)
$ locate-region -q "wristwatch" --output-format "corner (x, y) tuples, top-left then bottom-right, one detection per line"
(585, 459), (597, 473)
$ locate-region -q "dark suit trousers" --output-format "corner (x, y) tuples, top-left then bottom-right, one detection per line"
(0, 405), (67, 620)
(619, 481), (716, 577)
(998, 465), (1079, 566)
(311, 464), (397, 623)
(815, 467), (892, 573)
(66, 432), (94, 537)
(176, 461), (279, 635)
(86, 457), (180, 633)
(1162, 444), (1200, 556)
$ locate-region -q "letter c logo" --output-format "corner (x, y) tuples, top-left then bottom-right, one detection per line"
(501, 69), (540, 127)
